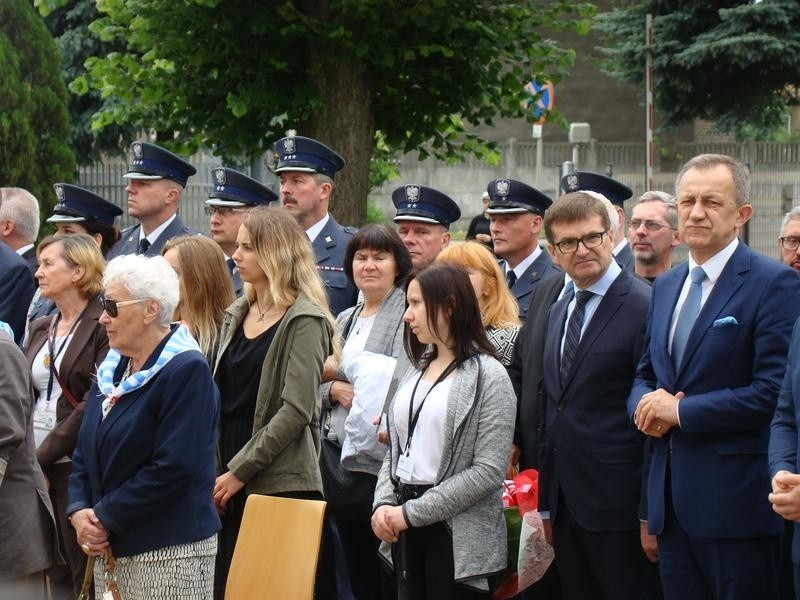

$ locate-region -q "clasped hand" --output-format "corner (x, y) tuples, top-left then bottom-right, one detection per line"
(633, 388), (684, 437)
(770, 470), (800, 521)
(371, 505), (408, 543)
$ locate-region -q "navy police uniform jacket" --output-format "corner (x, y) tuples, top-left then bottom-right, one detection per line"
(67, 331), (221, 557)
(107, 215), (200, 259)
(502, 249), (559, 322)
(313, 215), (358, 316)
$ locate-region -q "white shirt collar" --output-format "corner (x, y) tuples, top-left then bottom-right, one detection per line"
(306, 213), (330, 243)
(507, 245), (542, 277)
(577, 259), (622, 298)
(140, 214), (177, 244)
(687, 237), (739, 283)
(16, 243), (34, 256)
(613, 238), (629, 256)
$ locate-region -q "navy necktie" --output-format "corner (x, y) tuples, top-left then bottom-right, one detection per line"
(562, 280), (575, 301)
(672, 266), (707, 368)
(138, 238), (151, 255)
(506, 269), (517, 289)
(226, 258), (236, 276)
(561, 290), (593, 384)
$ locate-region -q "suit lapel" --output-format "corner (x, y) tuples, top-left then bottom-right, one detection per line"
(544, 297), (568, 400)
(560, 272), (628, 393)
(677, 245), (748, 375)
(58, 299), (103, 381)
(312, 218), (336, 265)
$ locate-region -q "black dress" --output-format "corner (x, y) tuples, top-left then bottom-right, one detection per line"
(213, 317), (282, 599)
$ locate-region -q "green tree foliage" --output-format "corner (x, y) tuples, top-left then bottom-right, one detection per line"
(596, 0), (800, 137)
(64, 0), (592, 225)
(44, 0), (136, 165)
(1, 0), (75, 224)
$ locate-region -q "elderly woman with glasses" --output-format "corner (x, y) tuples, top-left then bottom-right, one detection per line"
(67, 254), (220, 600)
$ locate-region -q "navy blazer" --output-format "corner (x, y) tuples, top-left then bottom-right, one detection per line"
(107, 214), (200, 259)
(0, 242), (35, 345)
(508, 272), (565, 470)
(502, 249), (560, 322)
(539, 269), (650, 530)
(312, 214), (358, 316)
(770, 317), (800, 563)
(629, 242), (800, 539)
(67, 337), (221, 557)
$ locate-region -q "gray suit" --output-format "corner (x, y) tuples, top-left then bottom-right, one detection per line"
(0, 330), (58, 580)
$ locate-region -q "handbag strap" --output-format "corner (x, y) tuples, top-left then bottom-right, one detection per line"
(77, 555), (96, 600)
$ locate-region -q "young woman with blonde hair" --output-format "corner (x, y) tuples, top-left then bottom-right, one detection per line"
(161, 235), (235, 363)
(211, 205), (337, 598)
(437, 241), (521, 365)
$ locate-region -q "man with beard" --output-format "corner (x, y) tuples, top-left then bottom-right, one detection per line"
(628, 191), (681, 281)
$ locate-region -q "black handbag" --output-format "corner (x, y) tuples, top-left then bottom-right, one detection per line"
(319, 438), (378, 521)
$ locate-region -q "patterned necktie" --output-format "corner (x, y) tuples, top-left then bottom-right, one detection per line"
(138, 238), (151, 255)
(672, 266), (707, 368)
(506, 269), (517, 288)
(561, 290), (594, 384)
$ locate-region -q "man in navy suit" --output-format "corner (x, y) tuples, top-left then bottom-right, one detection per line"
(538, 191), (651, 600)
(274, 135), (357, 316)
(206, 166), (278, 297)
(487, 178), (558, 321)
(631, 154), (800, 599)
(107, 141), (200, 259)
(0, 187), (40, 277)
(0, 241), (35, 345)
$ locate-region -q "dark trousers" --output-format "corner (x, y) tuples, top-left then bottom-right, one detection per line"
(520, 561), (562, 600)
(392, 522), (490, 600)
(552, 496), (646, 600)
(658, 483), (779, 600)
(46, 462), (91, 600)
(336, 518), (393, 600)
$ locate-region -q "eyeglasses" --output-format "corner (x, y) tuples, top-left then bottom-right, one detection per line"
(553, 230), (609, 255)
(628, 219), (675, 232)
(780, 236), (800, 251)
(204, 206), (247, 217)
(100, 296), (147, 318)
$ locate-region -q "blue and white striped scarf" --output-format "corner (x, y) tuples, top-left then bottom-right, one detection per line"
(0, 321), (14, 341)
(98, 323), (200, 419)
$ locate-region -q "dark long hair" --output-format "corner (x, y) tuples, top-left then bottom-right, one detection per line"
(403, 262), (496, 369)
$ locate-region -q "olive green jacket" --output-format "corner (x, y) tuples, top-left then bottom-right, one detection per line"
(215, 294), (333, 495)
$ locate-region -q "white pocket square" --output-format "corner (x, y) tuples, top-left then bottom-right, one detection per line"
(712, 316), (738, 328)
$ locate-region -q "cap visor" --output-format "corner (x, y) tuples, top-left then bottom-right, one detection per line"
(123, 172), (164, 180)
(205, 199), (250, 207)
(393, 215), (444, 225)
(485, 207), (531, 215)
(274, 165), (317, 174)
(47, 214), (87, 223)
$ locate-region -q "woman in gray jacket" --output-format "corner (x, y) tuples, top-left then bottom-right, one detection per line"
(372, 262), (516, 599)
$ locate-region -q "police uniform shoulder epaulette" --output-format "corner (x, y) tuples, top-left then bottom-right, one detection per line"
(343, 226), (358, 235)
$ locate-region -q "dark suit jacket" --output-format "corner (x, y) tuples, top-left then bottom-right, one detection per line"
(615, 243), (634, 271)
(68, 336), (221, 557)
(25, 298), (109, 467)
(629, 242), (800, 539)
(0, 241), (35, 344)
(312, 215), (358, 316)
(508, 272), (565, 470)
(502, 249), (559, 322)
(540, 269), (651, 531)
(21, 245), (38, 279)
(770, 317), (800, 563)
(107, 214), (200, 259)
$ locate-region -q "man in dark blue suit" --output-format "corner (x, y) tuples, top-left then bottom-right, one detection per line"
(0, 240), (35, 345)
(631, 154), (800, 600)
(206, 166), (278, 297)
(487, 178), (559, 321)
(538, 191), (651, 600)
(274, 135), (357, 316)
(108, 141), (200, 259)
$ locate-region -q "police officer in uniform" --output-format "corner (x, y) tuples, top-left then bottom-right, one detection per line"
(391, 183), (461, 273)
(486, 178), (558, 321)
(108, 141), (199, 259)
(274, 135), (358, 316)
(206, 166), (278, 297)
(561, 171), (634, 271)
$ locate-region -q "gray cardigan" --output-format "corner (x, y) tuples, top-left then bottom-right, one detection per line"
(373, 353), (516, 590)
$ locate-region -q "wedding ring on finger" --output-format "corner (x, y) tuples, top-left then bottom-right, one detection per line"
(656, 424), (663, 432)
(81, 543), (91, 553)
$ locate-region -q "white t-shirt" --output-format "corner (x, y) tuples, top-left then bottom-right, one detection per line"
(392, 374), (454, 484)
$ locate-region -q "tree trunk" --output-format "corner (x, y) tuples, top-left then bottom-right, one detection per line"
(301, 2), (374, 227)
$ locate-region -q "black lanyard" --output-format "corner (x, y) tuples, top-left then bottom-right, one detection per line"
(45, 309), (85, 405)
(404, 360), (458, 455)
